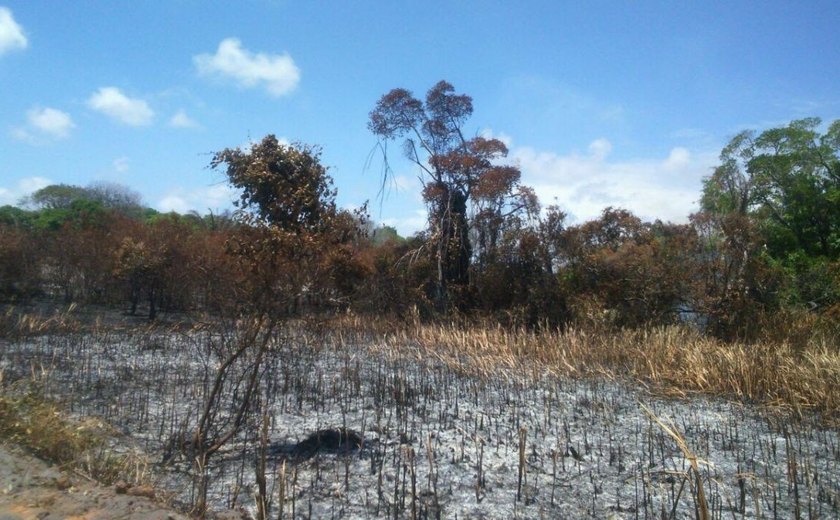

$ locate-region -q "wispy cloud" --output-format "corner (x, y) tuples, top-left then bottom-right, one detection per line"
(505, 76), (626, 126)
(0, 7), (26, 55)
(87, 87), (154, 126)
(168, 109), (200, 129)
(194, 38), (300, 97)
(112, 157), (129, 173)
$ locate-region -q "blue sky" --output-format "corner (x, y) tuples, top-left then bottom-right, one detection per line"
(1, 1), (839, 235)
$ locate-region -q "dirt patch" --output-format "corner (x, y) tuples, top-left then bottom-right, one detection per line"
(0, 442), (188, 520)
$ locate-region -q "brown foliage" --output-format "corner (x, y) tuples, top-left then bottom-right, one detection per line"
(0, 224), (41, 301)
(211, 135), (337, 235)
(562, 208), (699, 328)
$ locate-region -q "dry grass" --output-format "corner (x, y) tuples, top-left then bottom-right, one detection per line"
(0, 303), (84, 340)
(327, 315), (840, 421)
(0, 384), (99, 464)
(641, 403), (710, 520)
(7, 304), (838, 420)
(0, 380), (153, 485)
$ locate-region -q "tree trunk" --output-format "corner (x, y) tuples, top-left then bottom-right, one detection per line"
(148, 286), (156, 320)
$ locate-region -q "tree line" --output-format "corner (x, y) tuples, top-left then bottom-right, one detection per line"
(1, 81), (838, 343)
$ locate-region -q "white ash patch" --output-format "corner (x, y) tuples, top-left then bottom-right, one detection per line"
(2, 328), (839, 518)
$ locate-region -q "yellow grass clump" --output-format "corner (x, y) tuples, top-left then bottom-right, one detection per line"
(328, 315), (840, 421)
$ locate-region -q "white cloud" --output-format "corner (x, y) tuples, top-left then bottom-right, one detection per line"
(87, 87), (154, 126)
(168, 109), (199, 129)
(0, 176), (51, 205)
(156, 184), (239, 214)
(157, 195), (190, 214)
(0, 7), (26, 55)
(11, 106), (74, 143)
(392, 175), (419, 192)
(511, 138), (717, 224)
(587, 138), (612, 160)
(194, 38), (300, 97)
(26, 107), (74, 138)
(9, 127), (34, 143)
(112, 157), (129, 173)
(663, 147), (691, 170)
(480, 128), (513, 148)
(19, 176), (51, 193)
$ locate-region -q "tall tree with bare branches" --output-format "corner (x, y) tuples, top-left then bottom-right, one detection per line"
(369, 81), (532, 310)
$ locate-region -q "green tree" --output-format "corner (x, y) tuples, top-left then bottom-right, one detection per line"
(22, 184), (90, 210)
(701, 118), (840, 310)
(0, 205), (35, 228)
(24, 182), (144, 218)
(371, 225), (404, 245)
(33, 198), (106, 230)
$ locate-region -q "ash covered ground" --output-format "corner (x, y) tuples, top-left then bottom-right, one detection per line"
(2, 325), (839, 519)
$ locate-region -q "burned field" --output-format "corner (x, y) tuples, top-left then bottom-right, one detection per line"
(2, 322), (839, 519)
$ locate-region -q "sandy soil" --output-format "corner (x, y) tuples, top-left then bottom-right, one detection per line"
(0, 442), (189, 520)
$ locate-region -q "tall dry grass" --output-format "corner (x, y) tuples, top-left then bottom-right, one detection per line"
(328, 315), (840, 421)
(0, 303), (82, 339)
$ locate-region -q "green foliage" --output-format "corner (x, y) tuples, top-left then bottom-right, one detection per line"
(371, 225), (404, 245)
(25, 182), (143, 216)
(23, 183), (91, 210)
(701, 117), (840, 314)
(32, 198), (107, 230)
(1, 114), (837, 341)
(0, 205), (35, 228)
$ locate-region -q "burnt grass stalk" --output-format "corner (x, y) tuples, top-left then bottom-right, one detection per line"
(0, 313), (839, 518)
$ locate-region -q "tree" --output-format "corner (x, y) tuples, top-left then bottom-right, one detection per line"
(185, 136), (345, 516)
(86, 181), (144, 217)
(211, 135), (336, 235)
(369, 80), (529, 310)
(559, 208), (700, 328)
(703, 118), (840, 256)
(690, 211), (781, 338)
(0, 205), (35, 228)
(22, 184), (90, 210)
(371, 225), (404, 245)
(33, 198), (107, 231)
(0, 224), (41, 301)
(113, 234), (168, 318)
(701, 118), (840, 311)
